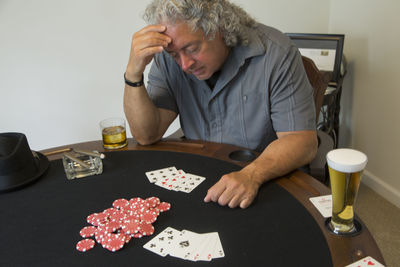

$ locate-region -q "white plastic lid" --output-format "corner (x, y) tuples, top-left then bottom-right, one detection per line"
(326, 149), (368, 173)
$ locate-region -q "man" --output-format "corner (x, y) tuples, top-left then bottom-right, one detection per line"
(124, 0), (318, 209)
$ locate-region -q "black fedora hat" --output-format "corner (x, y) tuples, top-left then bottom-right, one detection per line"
(0, 132), (49, 192)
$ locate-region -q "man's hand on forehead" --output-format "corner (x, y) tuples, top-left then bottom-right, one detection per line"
(126, 24), (172, 80)
(139, 25), (172, 46)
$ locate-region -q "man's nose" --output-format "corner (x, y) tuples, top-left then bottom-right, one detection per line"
(179, 53), (195, 72)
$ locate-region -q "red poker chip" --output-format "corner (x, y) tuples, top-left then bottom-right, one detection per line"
(103, 221), (121, 233)
(80, 226), (97, 238)
(103, 208), (117, 216)
(132, 232), (143, 238)
(157, 202), (171, 212)
(145, 197), (161, 208)
(86, 213), (98, 225)
(122, 233), (132, 243)
(121, 221), (140, 235)
(129, 197), (144, 206)
(139, 222), (154, 236)
(150, 207), (160, 216)
(131, 202), (149, 213)
(113, 198), (130, 210)
(95, 233), (105, 244)
(140, 210), (158, 224)
(103, 235), (125, 252)
(76, 239), (95, 252)
(95, 212), (109, 223)
(124, 213), (140, 222)
(109, 211), (126, 222)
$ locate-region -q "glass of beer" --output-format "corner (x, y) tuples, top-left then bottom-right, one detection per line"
(327, 148), (368, 234)
(99, 117), (128, 149)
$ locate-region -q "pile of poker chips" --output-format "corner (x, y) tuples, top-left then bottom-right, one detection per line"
(76, 196), (171, 252)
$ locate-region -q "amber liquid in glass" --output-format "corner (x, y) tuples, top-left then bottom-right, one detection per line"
(102, 126), (127, 149)
(329, 168), (362, 233)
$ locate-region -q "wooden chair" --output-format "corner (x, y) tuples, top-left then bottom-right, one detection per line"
(301, 56), (330, 123)
(301, 56), (333, 184)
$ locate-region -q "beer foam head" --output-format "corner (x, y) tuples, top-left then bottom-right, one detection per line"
(326, 149), (368, 173)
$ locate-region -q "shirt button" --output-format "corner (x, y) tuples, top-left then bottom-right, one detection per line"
(212, 123), (217, 128)
(243, 95), (248, 101)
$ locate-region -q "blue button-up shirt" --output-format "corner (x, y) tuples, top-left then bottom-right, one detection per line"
(147, 24), (315, 152)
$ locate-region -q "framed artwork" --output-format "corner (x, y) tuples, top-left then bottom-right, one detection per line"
(286, 33), (345, 85)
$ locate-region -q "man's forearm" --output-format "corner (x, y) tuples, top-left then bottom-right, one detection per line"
(241, 131), (318, 185)
(123, 84), (164, 145)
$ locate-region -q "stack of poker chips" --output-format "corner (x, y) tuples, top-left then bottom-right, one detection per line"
(75, 196), (171, 252)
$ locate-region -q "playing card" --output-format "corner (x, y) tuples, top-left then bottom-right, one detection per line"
(143, 227), (181, 257)
(169, 169), (188, 191)
(211, 232), (225, 259)
(155, 177), (174, 190)
(309, 195), (332, 218)
(180, 173), (206, 193)
(145, 166), (178, 183)
(192, 232), (218, 261)
(345, 256), (385, 267)
(169, 229), (204, 261)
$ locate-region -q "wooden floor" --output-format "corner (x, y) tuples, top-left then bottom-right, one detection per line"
(356, 183), (400, 267)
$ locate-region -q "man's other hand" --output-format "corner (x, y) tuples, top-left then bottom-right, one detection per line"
(204, 170), (261, 209)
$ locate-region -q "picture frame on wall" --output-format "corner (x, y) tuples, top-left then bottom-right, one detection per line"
(286, 33), (345, 85)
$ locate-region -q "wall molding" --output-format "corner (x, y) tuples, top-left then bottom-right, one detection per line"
(362, 170), (400, 209)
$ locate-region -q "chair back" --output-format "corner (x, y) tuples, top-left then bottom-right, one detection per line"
(301, 56), (330, 122)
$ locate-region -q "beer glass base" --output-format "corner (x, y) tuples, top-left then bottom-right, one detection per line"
(325, 218), (362, 237)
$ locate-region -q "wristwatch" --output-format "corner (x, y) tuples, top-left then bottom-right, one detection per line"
(124, 73), (144, 87)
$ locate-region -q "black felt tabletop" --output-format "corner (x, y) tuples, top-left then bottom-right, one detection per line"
(0, 150), (332, 267)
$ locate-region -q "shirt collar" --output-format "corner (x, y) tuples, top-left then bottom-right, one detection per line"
(208, 27), (265, 97)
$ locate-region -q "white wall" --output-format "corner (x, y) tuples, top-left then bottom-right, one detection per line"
(329, 0), (400, 207)
(0, 0), (330, 150)
(0, 0), (145, 148)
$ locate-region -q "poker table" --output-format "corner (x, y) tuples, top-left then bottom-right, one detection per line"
(0, 139), (384, 266)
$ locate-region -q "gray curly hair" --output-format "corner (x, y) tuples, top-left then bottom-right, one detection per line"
(143, 0), (257, 47)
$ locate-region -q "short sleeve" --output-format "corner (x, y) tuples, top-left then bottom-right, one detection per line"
(146, 53), (179, 113)
(269, 46), (316, 132)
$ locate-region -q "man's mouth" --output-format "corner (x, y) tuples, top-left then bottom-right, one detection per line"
(191, 67), (204, 76)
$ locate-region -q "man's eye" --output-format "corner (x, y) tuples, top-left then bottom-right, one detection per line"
(169, 52), (178, 59)
(186, 46), (199, 54)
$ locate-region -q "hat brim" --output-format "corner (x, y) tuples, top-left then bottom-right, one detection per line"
(0, 151), (49, 193)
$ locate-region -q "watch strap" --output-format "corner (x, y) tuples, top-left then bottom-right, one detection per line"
(124, 73), (144, 87)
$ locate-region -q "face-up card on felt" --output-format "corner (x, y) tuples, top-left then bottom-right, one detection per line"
(143, 227), (181, 257)
(211, 232), (225, 259)
(145, 166), (178, 183)
(180, 173), (206, 193)
(309, 195), (332, 218)
(192, 232), (218, 261)
(345, 256), (385, 267)
(169, 229), (204, 261)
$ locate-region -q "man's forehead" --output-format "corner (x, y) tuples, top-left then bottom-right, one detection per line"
(164, 22), (204, 51)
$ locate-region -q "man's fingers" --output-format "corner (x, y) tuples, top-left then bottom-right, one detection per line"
(228, 195), (241, 208)
(204, 181), (226, 203)
(137, 24), (167, 34)
(218, 186), (237, 206)
(135, 46), (164, 59)
(239, 197), (253, 209)
(133, 33), (170, 51)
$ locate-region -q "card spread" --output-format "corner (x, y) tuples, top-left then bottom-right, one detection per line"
(309, 195), (332, 218)
(143, 227), (224, 262)
(145, 166), (206, 193)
